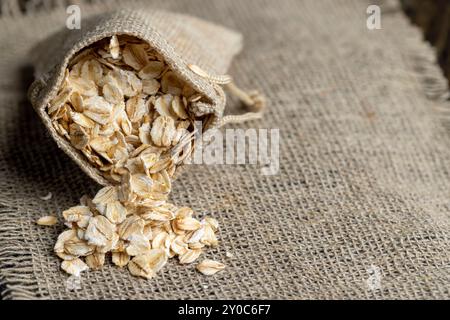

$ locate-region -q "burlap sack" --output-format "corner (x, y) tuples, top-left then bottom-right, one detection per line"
(1, 0), (449, 300)
(27, 9), (244, 186)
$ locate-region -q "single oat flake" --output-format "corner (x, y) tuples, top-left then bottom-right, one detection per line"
(36, 215), (58, 226)
(196, 259), (226, 275)
(39, 192), (53, 201)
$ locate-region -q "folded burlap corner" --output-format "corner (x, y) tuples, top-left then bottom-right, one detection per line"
(28, 9), (243, 186)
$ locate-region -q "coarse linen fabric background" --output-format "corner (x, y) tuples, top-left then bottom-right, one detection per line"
(0, 0), (449, 299)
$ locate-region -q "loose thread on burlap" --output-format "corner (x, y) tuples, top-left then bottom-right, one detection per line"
(221, 82), (266, 126)
(187, 63), (266, 127)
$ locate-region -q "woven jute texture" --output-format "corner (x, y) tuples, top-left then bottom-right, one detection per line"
(28, 8), (242, 186)
(1, 0), (449, 299)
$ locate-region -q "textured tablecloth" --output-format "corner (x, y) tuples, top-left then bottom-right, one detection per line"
(0, 0), (449, 299)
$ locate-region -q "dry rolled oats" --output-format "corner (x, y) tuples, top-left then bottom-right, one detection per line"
(36, 215), (58, 226)
(47, 35), (222, 280)
(179, 248), (202, 264)
(109, 35), (120, 60)
(196, 259), (226, 275)
(112, 252), (130, 268)
(85, 252), (106, 270)
(39, 192), (53, 201)
(61, 258), (89, 277)
(128, 254), (156, 279)
(126, 234), (152, 256)
(84, 215), (117, 247)
(176, 216), (202, 231)
(62, 205), (92, 228)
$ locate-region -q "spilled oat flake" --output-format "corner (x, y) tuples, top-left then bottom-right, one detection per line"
(45, 35), (224, 279)
(37, 215), (58, 226)
(196, 259), (225, 275)
(40, 192), (53, 201)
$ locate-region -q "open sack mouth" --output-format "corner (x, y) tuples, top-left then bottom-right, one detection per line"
(47, 34), (213, 189)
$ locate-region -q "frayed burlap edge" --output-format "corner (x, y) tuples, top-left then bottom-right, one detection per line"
(0, 205), (39, 300)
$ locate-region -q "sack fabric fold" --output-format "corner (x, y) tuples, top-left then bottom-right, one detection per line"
(0, 0), (449, 299)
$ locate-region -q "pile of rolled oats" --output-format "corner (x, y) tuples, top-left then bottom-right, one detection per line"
(43, 35), (225, 279)
(54, 186), (221, 279)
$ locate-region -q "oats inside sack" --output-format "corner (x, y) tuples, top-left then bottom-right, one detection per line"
(47, 35), (224, 279)
(48, 35), (207, 185)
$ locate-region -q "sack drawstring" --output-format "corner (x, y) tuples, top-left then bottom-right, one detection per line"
(188, 64), (266, 127)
